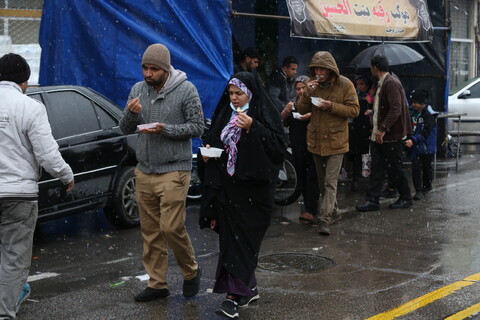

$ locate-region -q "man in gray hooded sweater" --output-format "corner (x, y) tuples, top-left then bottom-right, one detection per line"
(119, 43), (203, 302)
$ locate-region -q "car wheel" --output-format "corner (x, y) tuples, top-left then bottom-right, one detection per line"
(104, 167), (139, 228)
(274, 151), (302, 206)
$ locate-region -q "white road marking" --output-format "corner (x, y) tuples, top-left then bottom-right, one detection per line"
(102, 257), (132, 265)
(27, 272), (60, 282)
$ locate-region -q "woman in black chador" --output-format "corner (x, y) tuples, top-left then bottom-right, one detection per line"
(198, 72), (286, 318)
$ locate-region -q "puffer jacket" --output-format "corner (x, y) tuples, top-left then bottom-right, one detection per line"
(409, 105), (437, 157)
(297, 51), (359, 156)
(0, 81), (73, 198)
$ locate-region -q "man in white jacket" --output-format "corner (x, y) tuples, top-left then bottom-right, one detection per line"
(0, 53), (74, 320)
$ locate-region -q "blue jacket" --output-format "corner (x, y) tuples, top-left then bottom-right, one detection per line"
(409, 105), (437, 157)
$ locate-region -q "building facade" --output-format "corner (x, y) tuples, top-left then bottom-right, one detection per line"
(0, 0), (43, 84)
(450, 0), (479, 88)
(1, 1), (478, 89)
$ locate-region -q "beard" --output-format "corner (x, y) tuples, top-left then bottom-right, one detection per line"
(145, 73), (168, 88)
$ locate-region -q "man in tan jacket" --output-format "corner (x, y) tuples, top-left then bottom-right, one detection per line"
(297, 51), (359, 235)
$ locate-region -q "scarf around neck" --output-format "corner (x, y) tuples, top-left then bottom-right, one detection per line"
(220, 102), (249, 176)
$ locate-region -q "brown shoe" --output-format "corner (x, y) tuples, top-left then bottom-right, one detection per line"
(299, 212), (314, 224)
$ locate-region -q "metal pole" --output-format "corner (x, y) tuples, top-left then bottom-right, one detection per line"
(230, 10), (291, 20)
(456, 115), (461, 171)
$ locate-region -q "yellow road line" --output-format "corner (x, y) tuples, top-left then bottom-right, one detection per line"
(366, 272), (480, 320)
(0, 9), (42, 18)
(445, 302), (480, 320)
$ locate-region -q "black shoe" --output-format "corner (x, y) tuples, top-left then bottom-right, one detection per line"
(413, 192), (424, 200)
(215, 299), (239, 318)
(388, 199), (413, 209)
(423, 187), (432, 194)
(183, 266), (201, 298)
(318, 223), (331, 235)
(355, 201), (380, 212)
(134, 287), (169, 302)
(238, 287), (260, 308)
(379, 188), (398, 199)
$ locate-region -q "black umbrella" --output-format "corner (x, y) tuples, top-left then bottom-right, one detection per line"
(348, 43), (424, 69)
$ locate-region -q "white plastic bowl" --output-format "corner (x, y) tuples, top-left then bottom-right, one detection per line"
(292, 112), (301, 119)
(199, 147), (223, 158)
(311, 97), (324, 106)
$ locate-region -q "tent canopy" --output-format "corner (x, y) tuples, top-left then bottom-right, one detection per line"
(39, 0), (232, 120)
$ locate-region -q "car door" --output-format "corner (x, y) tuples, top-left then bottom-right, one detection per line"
(37, 88), (127, 219)
(448, 79), (480, 131)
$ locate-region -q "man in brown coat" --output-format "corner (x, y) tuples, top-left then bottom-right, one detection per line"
(297, 51), (359, 235)
(355, 55), (413, 212)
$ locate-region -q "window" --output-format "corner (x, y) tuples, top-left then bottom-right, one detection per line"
(44, 91), (100, 139)
(28, 93), (43, 104)
(449, 0), (473, 89)
(467, 82), (480, 99)
(94, 104), (117, 129)
(449, 41), (472, 88)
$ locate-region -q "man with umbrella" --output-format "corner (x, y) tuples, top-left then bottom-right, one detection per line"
(355, 55), (413, 212)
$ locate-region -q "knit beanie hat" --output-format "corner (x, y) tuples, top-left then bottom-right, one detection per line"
(0, 53), (31, 83)
(410, 89), (428, 104)
(142, 44), (171, 71)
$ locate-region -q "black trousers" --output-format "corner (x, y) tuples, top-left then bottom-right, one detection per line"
(366, 141), (412, 202)
(291, 144), (319, 215)
(411, 154), (433, 192)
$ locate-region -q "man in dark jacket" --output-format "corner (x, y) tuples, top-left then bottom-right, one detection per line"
(356, 55), (413, 212)
(233, 47), (260, 74)
(267, 56), (299, 113)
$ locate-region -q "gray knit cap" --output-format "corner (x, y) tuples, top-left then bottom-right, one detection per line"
(142, 44), (171, 71)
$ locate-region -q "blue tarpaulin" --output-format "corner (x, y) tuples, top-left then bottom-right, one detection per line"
(39, 0), (232, 120)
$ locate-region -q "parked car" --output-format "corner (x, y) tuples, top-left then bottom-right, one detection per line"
(26, 85), (139, 228)
(448, 76), (480, 133)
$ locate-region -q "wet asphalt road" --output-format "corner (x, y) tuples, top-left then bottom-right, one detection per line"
(16, 153), (480, 320)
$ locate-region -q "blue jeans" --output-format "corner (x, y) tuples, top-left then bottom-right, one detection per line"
(0, 200), (38, 320)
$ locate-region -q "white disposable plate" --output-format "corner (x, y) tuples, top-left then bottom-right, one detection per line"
(311, 97), (324, 106)
(199, 147), (223, 158)
(137, 122), (159, 130)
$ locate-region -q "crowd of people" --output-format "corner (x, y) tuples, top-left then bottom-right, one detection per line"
(199, 47), (438, 318)
(0, 44), (438, 320)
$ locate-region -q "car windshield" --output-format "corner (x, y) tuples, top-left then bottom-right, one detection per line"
(449, 77), (480, 96)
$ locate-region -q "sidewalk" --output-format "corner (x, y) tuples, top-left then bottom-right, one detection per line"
(273, 152), (480, 222)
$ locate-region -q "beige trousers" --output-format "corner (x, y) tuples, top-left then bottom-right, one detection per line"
(313, 153), (344, 225)
(135, 168), (198, 289)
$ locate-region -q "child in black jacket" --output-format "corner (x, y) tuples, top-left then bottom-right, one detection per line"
(404, 89), (437, 200)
